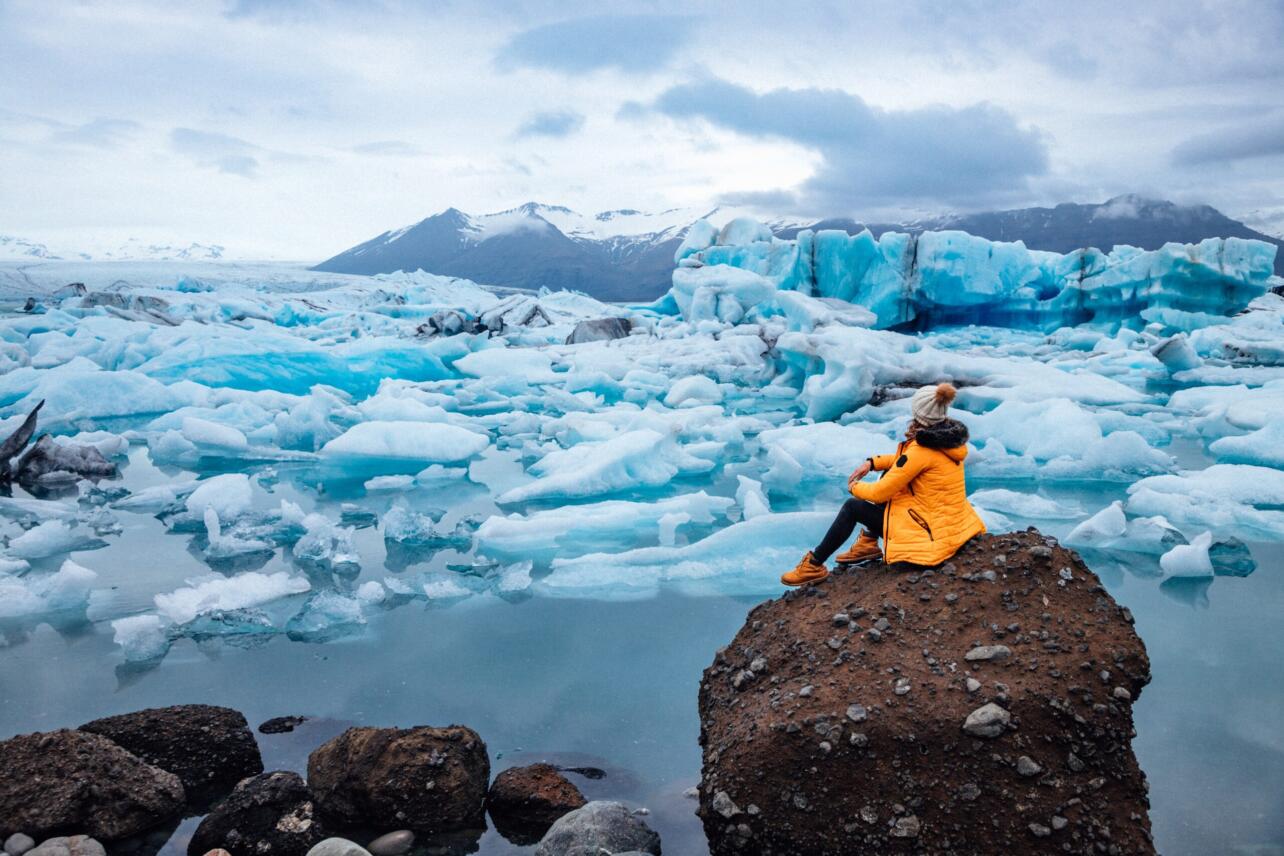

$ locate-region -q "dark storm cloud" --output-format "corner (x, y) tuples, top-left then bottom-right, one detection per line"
(1172, 115), (1284, 166)
(646, 78), (1049, 211)
(496, 13), (691, 74)
(514, 110), (585, 139)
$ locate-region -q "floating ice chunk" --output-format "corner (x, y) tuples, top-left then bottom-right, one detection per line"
(1116, 515), (1188, 554)
(0, 557), (30, 574)
(1160, 532), (1214, 577)
(1127, 464), (1284, 538)
(1064, 502), (1127, 548)
(455, 347), (556, 382)
(477, 491), (733, 559)
(59, 431), (129, 458)
(664, 375), (723, 408)
(186, 473), (254, 520)
(497, 429), (715, 504)
(496, 560), (534, 594)
(1150, 334), (1202, 373)
(422, 574), (473, 600)
(969, 489), (1081, 520)
(285, 590), (366, 642)
(382, 503), (451, 546)
(974, 505), (1013, 532)
(736, 476), (771, 520)
(760, 422), (894, 488)
(203, 506), (272, 560)
(181, 416), (249, 452)
(543, 511), (833, 598)
(154, 571), (311, 625)
(355, 580), (386, 604)
(415, 464), (468, 483)
(111, 614), (171, 662)
(1208, 422), (1284, 468)
(0, 495), (79, 522)
(112, 482), (198, 513)
(322, 421), (489, 463)
(364, 474), (416, 492)
(0, 559), (97, 617)
(5, 520), (106, 560)
(293, 514), (360, 566)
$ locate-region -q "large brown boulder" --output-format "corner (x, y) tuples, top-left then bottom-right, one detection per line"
(80, 704), (263, 804)
(0, 729), (185, 842)
(697, 529), (1154, 855)
(487, 763), (587, 844)
(306, 725), (489, 832)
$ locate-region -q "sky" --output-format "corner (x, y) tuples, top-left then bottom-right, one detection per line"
(1, 0), (1283, 259)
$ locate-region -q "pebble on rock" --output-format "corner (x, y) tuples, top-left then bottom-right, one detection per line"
(964, 644), (1012, 662)
(366, 831), (414, 856)
(1016, 756), (1042, 777)
(4, 835), (35, 856)
(306, 840), (372, 856)
(962, 703), (1011, 738)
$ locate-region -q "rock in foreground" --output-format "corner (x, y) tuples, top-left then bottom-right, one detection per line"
(307, 726), (488, 832)
(698, 529), (1154, 855)
(488, 763), (587, 844)
(0, 730), (185, 842)
(80, 704), (263, 804)
(188, 771), (328, 856)
(533, 801), (660, 856)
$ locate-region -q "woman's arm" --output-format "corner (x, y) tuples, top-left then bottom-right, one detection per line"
(851, 447), (929, 503)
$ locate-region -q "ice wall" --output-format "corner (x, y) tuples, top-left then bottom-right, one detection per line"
(665, 222), (1278, 332)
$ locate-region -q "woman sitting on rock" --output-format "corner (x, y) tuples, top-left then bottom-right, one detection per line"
(782, 383), (985, 585)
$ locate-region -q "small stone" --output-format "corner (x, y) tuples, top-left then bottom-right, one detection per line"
(799, 684), (814, 697)
(27, 839), (105, 856)
(1052, 815), (1068, 830)
(832, 612), (850, 626)
(874, 617), (891, 632)
(1029, 823), (1051, 838)
(849, 732), (868, 748)
(1068, 752), (1086, 772)
(827, 637), (843, 650)
(732, 670), (755, 690)
(5, 835), (35, 856)
(859, 805), (878, 824)
(258, 715), (308, 734)
(846, 703), (868, 723)
(307, 840), (372, 856)
(979, 570), (997, 582)
(1030, 545), (1052, 560)
(1016, 756), (1043, 777)
(202, 852), (233, 856)
(866, 628), (882, 643)
(891, 815), (920, 838)
(965, 677), (981, 694)
(1059, 567), (1073, 581)
(944, 592), (959, 604)
(894, 678), (911, 696)
(366, 832), (414, 856)
(749, 657), (768, 673)
(1113, 686), (1132, 701)
(957, 783), (981, 801)
(962, 703), (1010, 738)
(712, 790), (740, 819)
(965, 645), (1012, 662)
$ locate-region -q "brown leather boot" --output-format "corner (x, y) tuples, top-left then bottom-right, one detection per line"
(835, 531), (882, 565)
(781, 551), (829, 586)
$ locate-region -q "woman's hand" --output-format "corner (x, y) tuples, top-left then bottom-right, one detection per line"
(848, 460), (871, 488)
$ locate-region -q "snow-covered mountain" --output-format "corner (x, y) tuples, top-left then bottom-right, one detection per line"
(0, 235), (226, 263)
(314, 196), (1283, 300)
(312, 202), (804, 301)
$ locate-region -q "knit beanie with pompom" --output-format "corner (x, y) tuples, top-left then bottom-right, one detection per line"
(910, 383), (956, 426)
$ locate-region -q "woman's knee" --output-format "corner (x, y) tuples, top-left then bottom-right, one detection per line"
(841, 497), (863, 514)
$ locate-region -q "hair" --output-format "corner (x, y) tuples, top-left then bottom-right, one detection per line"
(934, 383), (957, 406)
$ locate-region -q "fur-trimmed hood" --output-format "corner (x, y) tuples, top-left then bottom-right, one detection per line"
(914, 417), (969, 450)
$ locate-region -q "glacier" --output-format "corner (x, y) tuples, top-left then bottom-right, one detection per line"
(0, 223), (1279, 660)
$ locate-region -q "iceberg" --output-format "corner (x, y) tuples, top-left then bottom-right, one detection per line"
(111, 614), (171, 662)
(661, 220), (1276, 333)
(154, 571), (311, 624)
(1127, 464), (1284, 538)
(285, 590), (366, 642)
(0, 559), (97, 618)
(321, 421), (489, 463)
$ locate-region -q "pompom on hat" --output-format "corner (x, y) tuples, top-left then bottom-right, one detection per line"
(910, 383), (956, 426)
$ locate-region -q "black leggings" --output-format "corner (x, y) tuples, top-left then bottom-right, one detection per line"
(813, 498), (885, 563)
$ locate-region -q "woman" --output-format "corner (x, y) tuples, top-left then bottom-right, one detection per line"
(782, 383), (985, 586)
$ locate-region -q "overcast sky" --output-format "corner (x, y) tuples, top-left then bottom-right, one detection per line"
(2, 0), (1282, 258)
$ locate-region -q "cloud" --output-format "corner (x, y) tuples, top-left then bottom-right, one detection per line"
(496, 14), (691, 74)
(645, 77), (1049, 211)
(49, 117), (140, 148)
(1171, 115), (1284, 166)
(350, 140), (423, 157)
(514, 110), (585, 139)
(170, 128), (261, 177)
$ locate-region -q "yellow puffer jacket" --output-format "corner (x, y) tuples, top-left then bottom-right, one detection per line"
(850, 418), (985, 566)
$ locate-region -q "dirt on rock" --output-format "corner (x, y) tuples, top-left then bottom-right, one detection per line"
(697, 529), (1154, 855)
(487, 763), (588, 844)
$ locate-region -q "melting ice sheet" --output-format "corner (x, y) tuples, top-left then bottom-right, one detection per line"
(0, 251), (1282, 855)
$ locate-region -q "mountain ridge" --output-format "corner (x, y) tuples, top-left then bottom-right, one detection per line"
(312, 195), (1284, 300)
